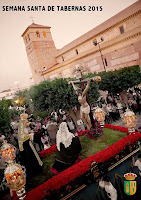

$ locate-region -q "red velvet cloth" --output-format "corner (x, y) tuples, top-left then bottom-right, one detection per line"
(50, 156), (82, 174)
(13, 125), (141, 200)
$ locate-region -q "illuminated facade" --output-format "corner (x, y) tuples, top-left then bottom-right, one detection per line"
(22, 1), (141, 83)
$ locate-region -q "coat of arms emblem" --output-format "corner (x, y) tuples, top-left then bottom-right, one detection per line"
(124, 173), (137, 195)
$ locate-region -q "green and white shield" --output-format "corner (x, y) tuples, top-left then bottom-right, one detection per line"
(124, 181), (136, 195)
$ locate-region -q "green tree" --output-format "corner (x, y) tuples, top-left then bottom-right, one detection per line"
(83, 73), (101, 102)
(98, 65), (141, 103)
(0, 99), (12, 134)
(26, 79), (77, 113)
(99, 65), (141, 93)
(26, 77), (100, 114)
(25, 65), (141, 115)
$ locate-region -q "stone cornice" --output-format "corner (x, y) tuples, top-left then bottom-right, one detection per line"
(43, 28), (141, 75)
(56, 10), (141, 57)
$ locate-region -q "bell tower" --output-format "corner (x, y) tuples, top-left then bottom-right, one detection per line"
(22, 23), (57, 84)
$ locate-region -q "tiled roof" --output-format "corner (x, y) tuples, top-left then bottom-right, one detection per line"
(21, 23), (51, 36)
(28, 23), (51, 28)
(0, 89), (11, 93)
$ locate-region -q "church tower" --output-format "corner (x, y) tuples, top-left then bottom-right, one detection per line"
(22, 23), (57, 84)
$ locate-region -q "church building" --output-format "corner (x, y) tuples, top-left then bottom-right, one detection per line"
(22, 1), (141, 84)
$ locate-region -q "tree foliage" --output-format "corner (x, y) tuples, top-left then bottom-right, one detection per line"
(26, 78), (100, 113)
(23, 65), (141, 115)
(98, 65), (141, 93)
(0, 99), (12, 134)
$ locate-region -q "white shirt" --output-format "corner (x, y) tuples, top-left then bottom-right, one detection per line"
(117, 103), (123, 110)
(99, 181), (117, 200)
(67, 121), (75, 130)
(135, 160), (141, 176)
(42, 124), (48, 130)
(44, 144), (51, 150)
(0, 135), (5, 143)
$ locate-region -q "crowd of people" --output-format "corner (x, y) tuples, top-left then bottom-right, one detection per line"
(0, 108), (83, 182)
(0, 86), (141, 199)
(0, 110), (77, 154)
(91, 86), (141, 129)
(0, 87), (141, 168)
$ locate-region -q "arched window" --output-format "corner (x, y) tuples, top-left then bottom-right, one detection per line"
(42, 31), (46, 38)
(25, 36), (28, 44)
(27, 34), (30, 41)
(36, 31), (40, 38)
(104, 58), (108, 66)
(119, 26), (124, 34)
(76, 49), (79, 55)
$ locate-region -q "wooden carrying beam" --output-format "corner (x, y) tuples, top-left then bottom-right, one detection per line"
(68, 76), (101, 85)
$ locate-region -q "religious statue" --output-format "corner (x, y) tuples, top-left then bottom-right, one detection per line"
(70, 78), (92, 130)
(51, 122), (81, 173)
(18, 112), (43, 178)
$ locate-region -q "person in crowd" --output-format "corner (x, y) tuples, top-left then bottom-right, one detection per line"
(43, 141), (51, 150)
(136, 92), (141, 115)
(72, 106), (78, 115)
(18, 112), (43, 178)
(66, 114), (76, 134)
(46, 117), (58, 145)
(111, 103), (118, 121)
(42, 120), (49, 135)
(0, 133), (5, 144)
(127, 90), (133, 100)
(137, 126), (141, 133)
(128, 98), (134, 111)
(51, 122), (81, 173)
(57, 113), (64, 127)
(59, 109), (67, 121)
(34, 121), (42, 133)
(34, 126), (43, 151)
(0, 152), (6, 180)
(41, 133), (50, 150)
(99, 176), (117, 200)
(107, 104), (115, 122)
(106, 94), (113, 104)
(77, 119), (86, 132)
(132, 154), (141, 176)
(51, 110), (58, 121)
(36, 116), (41, 123)
(102, 102), (107, 112)
(122, 102), (127, 113)
(30, 119), (36, 130)
(112, 96), (117, 107)
(99, 96), (105, 108)
(27, 113), (33, 122)
(116, 100), (123, 118)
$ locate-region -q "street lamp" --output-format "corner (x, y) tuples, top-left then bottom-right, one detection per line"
(93, 37), (106, 72)
(14, 81), (20, 92)
(0, 141), (26, 199)
(39, 67), (47, 81)
(94, 107), (105, 128)
(123, 109), (136, 134)
(0, 141), (16, 163)
(15, 99), (19, 104)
